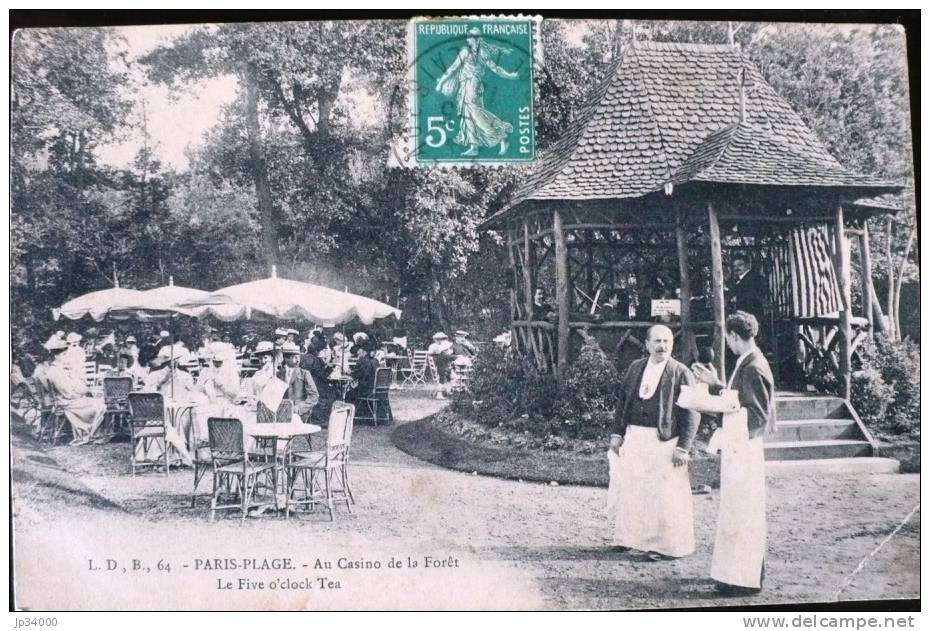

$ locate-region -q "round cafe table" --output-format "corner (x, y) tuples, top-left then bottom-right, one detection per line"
(242, 420), (323, 512)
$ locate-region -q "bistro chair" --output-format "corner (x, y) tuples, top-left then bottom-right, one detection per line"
(450, 361), (474, 391)
(102, 376), (133, 438)
(255, 398), (295, 461)
(425, 354), (442, 385)
(127, 392), (170, 476)
(399, 350), (428, 387)
(355, 367), (394, 427)
(207, 417), (276, 523)
(83, 361), (98, 391)
(283, 403), (355, 521)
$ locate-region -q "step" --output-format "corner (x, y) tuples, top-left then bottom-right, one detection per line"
(766, 457), (900, 476)
(776, 396), (848, 420)
(764, 439), (872, 461)
(768, 419), (862, 442)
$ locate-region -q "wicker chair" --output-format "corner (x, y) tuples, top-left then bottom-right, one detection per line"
(102, 376), (133, 438)
(207, 417), (275, 523)
(355, 367), (394, 426)
(283, 403), (355, 520)
(127, 392), (170, 476)
(255, 399), (295, 461)
(33, 379), (69, 444)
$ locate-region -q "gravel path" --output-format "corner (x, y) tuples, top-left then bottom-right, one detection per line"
(12, 391), (919, 610)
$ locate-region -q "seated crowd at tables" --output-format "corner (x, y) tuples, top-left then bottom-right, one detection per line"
(11, 324), (480, 448)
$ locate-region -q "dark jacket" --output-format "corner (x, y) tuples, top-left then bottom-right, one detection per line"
(712, 348), (775, 438)
(729, 270), (766, 321)
(350, 356), (380, 396)
(612, 357), (700, 450)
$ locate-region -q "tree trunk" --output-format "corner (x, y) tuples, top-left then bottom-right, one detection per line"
(245, 71), (280, 267)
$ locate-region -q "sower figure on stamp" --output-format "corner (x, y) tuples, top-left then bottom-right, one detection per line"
(435, 27), (518, 156)
(608, 324), (700, 561)
(692, 311), (775, 595)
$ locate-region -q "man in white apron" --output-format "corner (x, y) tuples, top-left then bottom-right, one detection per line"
(608, 325), (701, 561)
(692, 311), (775, 595)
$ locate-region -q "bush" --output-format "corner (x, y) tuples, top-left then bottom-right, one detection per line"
(850, 367), (895, 424)
(450, 333), (620, 440)
(852, 336), (920, 439)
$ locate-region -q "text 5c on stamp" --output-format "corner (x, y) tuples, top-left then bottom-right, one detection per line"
(409, 16), (537, 166)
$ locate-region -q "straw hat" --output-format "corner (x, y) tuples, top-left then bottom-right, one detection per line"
(332, 332), (346, 343)
(253, 341), (275, 355)
(66, 332), (82, 343)
(126, 335), (137, 344)
(274, 328), (289, 338)
(151, 343), (191, 367)
(44, 336), (68, 351)
(432, 332), (448, 341)
(209, 341), (237, 362)
(281, 341), (302, 355)
(454, 330), (469, 338)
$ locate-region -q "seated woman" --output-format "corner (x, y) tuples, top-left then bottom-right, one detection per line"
(328, 332), (353, 379)
(109, 348), (148, 388)
(198, 342), (240, 403)
(345, 343), (380, 405)
(42, 337), (107, 445)
(246, 341), (277, 397)
(142, 344), (196, 399)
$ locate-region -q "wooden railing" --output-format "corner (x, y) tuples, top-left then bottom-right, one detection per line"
(512, 319), (716, 373)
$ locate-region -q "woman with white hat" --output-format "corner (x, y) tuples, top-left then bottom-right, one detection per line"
(142, 343), (195, 397)
(43, 336), (107, 445)
(61, 332), (87, 372)
(198, 342), (241, 402)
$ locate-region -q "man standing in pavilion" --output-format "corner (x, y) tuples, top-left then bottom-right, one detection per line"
(608, 324), (700, 561)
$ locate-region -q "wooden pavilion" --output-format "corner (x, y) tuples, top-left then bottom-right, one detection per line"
(481, 41), (902, 399)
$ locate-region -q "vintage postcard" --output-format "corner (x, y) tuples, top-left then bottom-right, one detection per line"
(9, 13), (919, 614)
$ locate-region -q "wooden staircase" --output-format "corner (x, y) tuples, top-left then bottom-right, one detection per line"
(764, 393), (878, 461)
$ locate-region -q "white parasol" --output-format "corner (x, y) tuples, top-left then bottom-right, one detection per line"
(53, 284), (146, 322)
(178, 266), (401, 326)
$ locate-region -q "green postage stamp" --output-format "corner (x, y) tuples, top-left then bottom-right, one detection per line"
(408, 16), (538, 166)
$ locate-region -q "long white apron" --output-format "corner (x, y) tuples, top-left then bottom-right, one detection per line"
(611, 425), (695, 557)
(709, 409), (767, 588)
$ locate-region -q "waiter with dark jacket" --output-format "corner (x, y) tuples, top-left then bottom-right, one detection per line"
(608, 324), (700, 561)
(692, 311), (775, 595)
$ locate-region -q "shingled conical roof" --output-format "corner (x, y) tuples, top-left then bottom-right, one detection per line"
(488, 41), (898, 225)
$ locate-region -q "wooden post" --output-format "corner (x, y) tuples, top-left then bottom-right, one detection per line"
(859, 222), (875, 338)
(523, 221), (534, 319)
(708, 203), (727, 381)
(553, 210), (570, 371)
(507, 227), (521, 354)
(675, 207), (698, 364)
(834, 205), (852, 399)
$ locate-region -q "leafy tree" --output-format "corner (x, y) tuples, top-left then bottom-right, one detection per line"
(11, 27), (132, 342)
